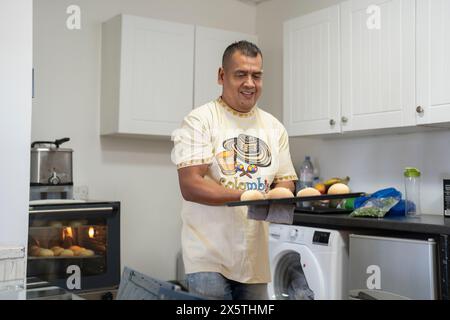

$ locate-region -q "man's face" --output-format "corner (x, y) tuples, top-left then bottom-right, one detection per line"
(218, 51), (263, 112)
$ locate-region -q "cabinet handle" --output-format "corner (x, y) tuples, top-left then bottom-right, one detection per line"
(341, 117), (348, 124)
(329, 119), (336, 126)
(416, 106), (424, 114)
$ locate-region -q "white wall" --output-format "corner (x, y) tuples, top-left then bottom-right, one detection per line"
(256, 0), (450, 215)
(32, 0), (256, 280)
(0, 0), (33, 247)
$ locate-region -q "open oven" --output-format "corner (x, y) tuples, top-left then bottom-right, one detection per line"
(27, 201), (120, 294)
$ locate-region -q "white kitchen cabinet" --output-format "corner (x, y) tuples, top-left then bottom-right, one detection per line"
(340, 0), (416, 132)
(416, 0), (450, 126)
(100, 15), (194, 137)
(194, 26), (257, 108)
(283, 5), (341, 136)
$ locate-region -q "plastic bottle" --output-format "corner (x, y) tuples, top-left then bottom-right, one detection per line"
(404, 167), (421, 217)
(313, 167), (320, 186)
(297, 156), (314, 192)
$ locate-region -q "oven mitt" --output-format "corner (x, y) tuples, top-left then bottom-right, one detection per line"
(265, 204), (296, 225)
(247, 205), (269, 221)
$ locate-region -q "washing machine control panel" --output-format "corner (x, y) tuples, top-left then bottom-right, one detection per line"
(288, 228), (305, 242)
(289, 229), (298, 240)
(313, 231), (331, 245)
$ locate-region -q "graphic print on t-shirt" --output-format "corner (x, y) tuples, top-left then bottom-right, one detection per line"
(216, 134), (272, 192)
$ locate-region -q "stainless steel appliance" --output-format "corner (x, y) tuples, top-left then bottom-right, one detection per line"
(27, 201), (120, 297)
(349, 234), (437, 300)
(30, 138), (73, 200)
(444, 179), (450, 217)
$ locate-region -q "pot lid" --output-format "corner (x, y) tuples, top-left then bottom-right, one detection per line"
(31, 146), (73, 152)
(31, 138), (72, 151)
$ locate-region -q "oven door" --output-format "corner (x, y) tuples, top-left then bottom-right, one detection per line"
(27, 202), (120, 292)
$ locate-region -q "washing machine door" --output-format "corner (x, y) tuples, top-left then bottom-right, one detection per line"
(269, 243), (325, 300)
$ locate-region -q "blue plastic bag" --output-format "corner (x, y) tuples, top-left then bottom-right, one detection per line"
(352, 188), (403, 218)
(388, 199), (415, 216)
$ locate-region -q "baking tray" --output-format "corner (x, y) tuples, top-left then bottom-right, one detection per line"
(28, 255), (102, 260)
(295, 207), (353, 214)
(226, 192), (366, 207)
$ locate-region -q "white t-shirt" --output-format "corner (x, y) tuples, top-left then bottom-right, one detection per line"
(173, 97), (297, 283)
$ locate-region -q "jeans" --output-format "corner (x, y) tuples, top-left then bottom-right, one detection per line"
(186, 272), (268, 300)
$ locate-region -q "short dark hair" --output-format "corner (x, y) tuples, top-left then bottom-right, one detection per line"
(222, 40), (262, 69)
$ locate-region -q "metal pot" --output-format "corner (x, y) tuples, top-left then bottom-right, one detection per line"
(30, 138), (73, 186)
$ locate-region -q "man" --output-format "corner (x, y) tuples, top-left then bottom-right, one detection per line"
(173, 41), (297, 300)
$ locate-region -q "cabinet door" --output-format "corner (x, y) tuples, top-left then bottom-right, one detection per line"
(416, 0), (450, 125)
(341, 0), (415, 132)
(283, 5), (341, 136)
(194, 26), (257, 108)
(119, 16), (194, 136)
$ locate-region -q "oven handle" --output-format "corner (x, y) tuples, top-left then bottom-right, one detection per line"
(29, 207), (114, 214)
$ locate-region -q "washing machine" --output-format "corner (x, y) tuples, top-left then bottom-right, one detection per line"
(268, 224), (349, 300)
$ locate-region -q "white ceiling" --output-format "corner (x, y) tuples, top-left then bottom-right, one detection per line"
(236, 0), (271, 5)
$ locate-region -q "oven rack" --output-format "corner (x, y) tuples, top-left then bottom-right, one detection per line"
(28, 255), (102, 260)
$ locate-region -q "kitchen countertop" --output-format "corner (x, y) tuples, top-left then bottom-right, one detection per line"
(293, 212), (450, 235)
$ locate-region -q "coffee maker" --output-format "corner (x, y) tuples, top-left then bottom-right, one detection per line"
(29, 138), (74, 200)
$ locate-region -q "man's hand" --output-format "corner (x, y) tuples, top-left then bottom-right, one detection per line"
(178, 165), (244, 206)
(273, 181), (295, 194)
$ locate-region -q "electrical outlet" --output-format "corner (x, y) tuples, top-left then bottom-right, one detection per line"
(74, 185), (89, 200)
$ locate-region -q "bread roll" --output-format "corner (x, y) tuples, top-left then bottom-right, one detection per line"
(38, 248), (54, 257)
(29, 246), (41, 257)
(267, 187), (294, 199)
(327, 183), (350, 195)
(51, 246), (64, 256)
(69, 245), (82, 252)
(73, 247), (87, 256)
(79, 249), (95, 257)
(240, 190), (265, 201)
(60, 249), (74, 257)
(297, 187), (321, 197)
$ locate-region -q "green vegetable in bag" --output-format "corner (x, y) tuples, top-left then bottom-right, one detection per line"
(350, 197), (400, 218)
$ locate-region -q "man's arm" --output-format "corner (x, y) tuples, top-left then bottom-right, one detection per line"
(273, 181), (295, 194)
(178, 165), (243, 206)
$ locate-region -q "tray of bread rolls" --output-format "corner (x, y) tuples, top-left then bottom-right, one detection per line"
(28, 245), (100, 259)
(226, 187), (366, 207)
(28, 255), (101, 260)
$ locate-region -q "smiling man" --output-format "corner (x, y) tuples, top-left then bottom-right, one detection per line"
(219, 44), (263, 112)
(173, 41), (297, 300)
